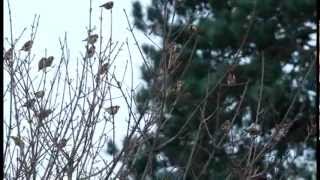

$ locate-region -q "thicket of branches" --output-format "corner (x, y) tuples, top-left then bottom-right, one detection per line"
(3, 1), (150, 179)
(3, 0), (317, 180)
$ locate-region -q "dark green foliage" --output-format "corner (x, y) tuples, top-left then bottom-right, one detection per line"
(132, 1), (146, 31)
(129, 0), (316, 179)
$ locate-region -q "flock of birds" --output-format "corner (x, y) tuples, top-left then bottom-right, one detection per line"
(5, 1), (121, 149)
(4, 1), (114, 70)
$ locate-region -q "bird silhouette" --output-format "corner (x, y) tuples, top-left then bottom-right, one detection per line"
(100, 1), (114, 10)
(83, 34), (99, 44)
(38, 56), (54, 71)
(20, 40), (33, 51)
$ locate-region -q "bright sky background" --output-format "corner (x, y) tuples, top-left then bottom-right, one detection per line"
(3, 0), (158, 158)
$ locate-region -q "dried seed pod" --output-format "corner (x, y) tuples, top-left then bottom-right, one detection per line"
(20, 40), (33, 51)
(105, 105), (120, 115)
(83, 34), (99, 44)
(34, 90), (45, 98)
(100, 1), (114, 10)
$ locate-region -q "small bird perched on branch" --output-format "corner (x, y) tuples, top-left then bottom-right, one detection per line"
(105, 105), (120, 115)
(36, 109), (53, 121)
(221, 120), (231, 133)
(20, 40), (33, 51)
(10, 136), (25, 148)
(57, 138), (68, 149)
(227, 73), (236, 85)
(86, 45), (96, 58)
(35, 90), (45, 98)
(4, 48), (13, 60)
(22, 98), (36, 108)
(100, 1), (114, 10)
(189, 25), (199, 33)
(98, 63), (110, 75)
(245, 123), (261, 136)
(38, 56), (54, 71)
(4, 48), (14, 66)
(83, 34), (99, 44)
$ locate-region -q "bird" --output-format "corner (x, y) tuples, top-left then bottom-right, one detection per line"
(83, 34), (99, 44)
(189, 25), (199, 33)
(47, 56), (54, 63)
(272, 122), (293, 142)
(22, 98), (36, 108)
(227, 73), (236, 85)
(245, 123), (261, 136)
(57, 138), (68, 149)
(4, 48), (13, 61)
(86, 45), (95, 58)
(105, 105), (120, 115)
(38, 56), (54, 71)
(176, 80), (183, 92)
(20, 40), (33, 51)
(100, 1), (114, 10)
(10, 136), (25, 148)
(38, 57), (47, 70)
(221, 120), (231, 133)
(34, 90), (45, 98)
(4, 48), (14, 66)
(98, 63), (110, 75)
(36, 109), (53, 120)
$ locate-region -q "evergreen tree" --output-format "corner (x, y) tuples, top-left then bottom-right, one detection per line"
(126, 0), (316, 179)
